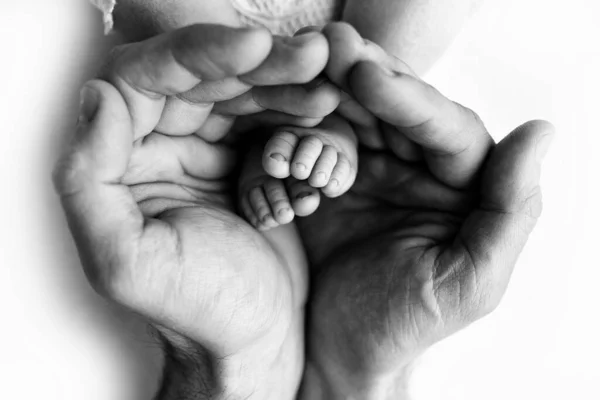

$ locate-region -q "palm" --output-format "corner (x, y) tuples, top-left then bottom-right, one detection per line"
(143, 203), (306, 352)
(298, 148), (476, 377)
(123, 132), (309, 380)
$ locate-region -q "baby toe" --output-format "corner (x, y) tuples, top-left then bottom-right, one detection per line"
(263, 131), (300, 179)
(322, 153), (353, 198)
(249, 186), (278, 230)
(290, 136), (324, 180)
(287, 179), (321, 217)
(308, 145), (338, 188)
(263, 178), (295, 225)
(240, 194), (260, 229)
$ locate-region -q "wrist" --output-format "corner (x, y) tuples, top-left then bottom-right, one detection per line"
(153, 325), (304, 400)
(299, 360), (414, 400)
(154, 332), (222, 400)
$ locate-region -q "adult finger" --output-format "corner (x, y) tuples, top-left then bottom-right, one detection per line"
(154, 98), (214, 136)
(137, 32), (331, 136)
(100, 24), (273, 139)
(336, 91), (386, 150)
(348, 60), (494, 188)
(323, 22), (416, 91)
(122, 133), (237, 185)
(177, 33), (330, 102)
(436, 120), (554, 322)
(53, 80), (143, 301)
(227, 112), (324, 139)
(212, 79), (340, 117)
(353, 151), (472, 213)
(239, 32), (329, 85)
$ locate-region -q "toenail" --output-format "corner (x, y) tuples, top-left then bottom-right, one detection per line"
(295, 163), (307, 171)
(278, 208), (291, 216)
(270, 153), (286, 162)
(330, 178), (339, 188)
(316, 171), (327, 181)
(297, 191), (313, 199)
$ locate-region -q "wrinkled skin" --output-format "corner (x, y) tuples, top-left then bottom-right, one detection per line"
(295, 23), (553, 399)
(54, 24), (341, 399)
(55, 18), (553, 400)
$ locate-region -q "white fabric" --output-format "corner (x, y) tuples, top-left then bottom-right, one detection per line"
(88, 0), (344, 36)
(231, 0), (344, 35)
(89, 0), (116, 34)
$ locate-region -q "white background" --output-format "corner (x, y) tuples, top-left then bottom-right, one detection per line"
(1, 0), (598, 399)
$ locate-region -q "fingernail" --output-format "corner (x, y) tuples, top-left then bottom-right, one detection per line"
(78, 84), (100, 125)
(295, 26), (321, 36)
(329, 178), (339, 188)
(536, 133), (554, 163)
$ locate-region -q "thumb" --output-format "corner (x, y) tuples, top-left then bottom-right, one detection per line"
(439, 120), (555, 320)
(53, 79), (143, 299)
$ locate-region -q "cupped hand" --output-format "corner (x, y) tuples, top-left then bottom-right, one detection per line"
(54, 24), (339, 400)
(298, 31), (554, 399)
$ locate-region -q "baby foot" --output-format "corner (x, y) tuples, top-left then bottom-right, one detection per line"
(239, 146), (322, 231)
(262, 114), (358, 198)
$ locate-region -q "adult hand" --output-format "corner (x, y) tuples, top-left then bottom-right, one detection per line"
(298, 24), (554, 399)
(54, 24), (338, 400)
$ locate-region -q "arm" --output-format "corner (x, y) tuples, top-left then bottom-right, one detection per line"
(154, 336), (220, 400)
(342, 0), (485, 75)
(64, 19), (334, 400)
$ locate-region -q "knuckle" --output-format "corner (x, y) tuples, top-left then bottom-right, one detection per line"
(455, 104), (489, 150)
(460, 104), (483, 128)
